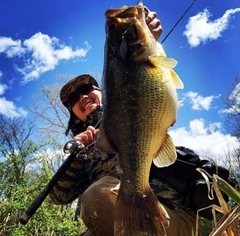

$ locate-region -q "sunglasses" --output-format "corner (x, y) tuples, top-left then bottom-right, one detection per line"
(67, 84), (101, 109)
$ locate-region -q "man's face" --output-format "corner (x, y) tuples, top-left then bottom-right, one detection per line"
(72, 89), (102, 121)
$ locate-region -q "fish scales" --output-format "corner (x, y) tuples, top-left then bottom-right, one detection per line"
(97, 3), (184, 236)
(104, 60), (175, 188)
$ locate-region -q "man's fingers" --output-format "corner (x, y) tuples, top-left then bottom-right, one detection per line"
(148, 19), (163, 40)
(144, 7), (163, 40)
(74, 129), (95, 145)
(146, 11), (158, 25)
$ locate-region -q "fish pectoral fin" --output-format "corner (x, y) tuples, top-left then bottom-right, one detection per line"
(149, 56), (178, 69)
(95, 124), (116, 153)
(153, 133), (177, 167)
(171, 69), (184, 89)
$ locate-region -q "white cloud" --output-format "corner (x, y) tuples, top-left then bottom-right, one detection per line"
(0, 83), (8, 95)
(179, 91), (220, 110)
(0, 97), (27, 118)
(0, 36), (25, 57)
(169, 118), (238, 165)
(183, 8), (240, 47)
(0, 71), (2, 77)
(0, 33), (91, 84)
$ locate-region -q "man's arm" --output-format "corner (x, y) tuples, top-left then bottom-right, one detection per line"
(49, 160), (89, 205)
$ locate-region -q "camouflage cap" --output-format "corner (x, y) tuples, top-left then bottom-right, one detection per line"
(60, 74), (99, 107)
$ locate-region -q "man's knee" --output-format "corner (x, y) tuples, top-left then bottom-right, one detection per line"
(82, 176), (119, 205)
(81, 176), (120, 236)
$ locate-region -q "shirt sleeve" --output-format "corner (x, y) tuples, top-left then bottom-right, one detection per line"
(49, 159), (90, 205)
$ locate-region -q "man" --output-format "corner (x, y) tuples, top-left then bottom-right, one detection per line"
(50, 7), (196, 236)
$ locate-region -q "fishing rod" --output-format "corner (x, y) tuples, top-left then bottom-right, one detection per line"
(19, 141), (94, 225)
(19, 119), (102, 225)
(161, 0), (196, 44)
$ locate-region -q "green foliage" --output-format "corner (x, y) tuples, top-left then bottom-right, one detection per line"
(0, 114), (86, 235)
(1, 196), (86, 235)
(0, 157), (86, 236)
(197, 217), (213, 236)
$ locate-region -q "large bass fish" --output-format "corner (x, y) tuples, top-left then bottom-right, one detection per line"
(97, 2), (184, 236)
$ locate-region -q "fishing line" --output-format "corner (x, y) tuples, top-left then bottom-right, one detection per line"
(161, 0), (196, 44)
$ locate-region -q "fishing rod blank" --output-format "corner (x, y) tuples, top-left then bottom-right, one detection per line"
(161, 0), (196, 44)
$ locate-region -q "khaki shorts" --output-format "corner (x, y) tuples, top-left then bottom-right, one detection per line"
(81, 176), (195, 236)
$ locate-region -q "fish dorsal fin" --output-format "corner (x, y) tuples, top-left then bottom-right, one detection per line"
(95, 123), (116, 153)
(148, 56), (184, 89)
(149, 56), (178, 69)
(170, 69), (184, 89)
(153, 133), (177, 167)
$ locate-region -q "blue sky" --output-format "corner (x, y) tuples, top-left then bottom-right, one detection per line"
(0, 0), (239, 162)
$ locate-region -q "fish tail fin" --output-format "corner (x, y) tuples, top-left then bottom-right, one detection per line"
(153, 133), (177, 167)
(114, 187), (168, 236)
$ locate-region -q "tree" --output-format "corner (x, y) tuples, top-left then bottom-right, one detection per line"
(0, 115), (38, 195)
(223, 74), (240, 185)
(26, 74), (74, 174)
(0, 113), (86, 235)
(27, 74), (73, 142)
(223, 74), (240, 140)
(0, 114), (42, 234)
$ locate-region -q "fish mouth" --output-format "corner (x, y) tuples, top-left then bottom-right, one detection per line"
(105, 5), (138, 19)
(105, 6), (139, 44)
(105, 4), (154, 61)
